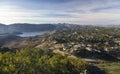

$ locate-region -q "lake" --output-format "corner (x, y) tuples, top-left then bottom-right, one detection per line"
(18, 32), (46, 37)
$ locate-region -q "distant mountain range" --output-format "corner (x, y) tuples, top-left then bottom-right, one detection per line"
(0, 23), (57, 34)
(0, 23), (81, 34)
(0, 23), (120, 35)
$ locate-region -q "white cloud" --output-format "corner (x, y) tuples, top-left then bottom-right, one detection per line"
(0, 0), (120, 24)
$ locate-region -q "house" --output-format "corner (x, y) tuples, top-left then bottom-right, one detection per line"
(74, 44), (81, 50)
(85, 47), (92, 51)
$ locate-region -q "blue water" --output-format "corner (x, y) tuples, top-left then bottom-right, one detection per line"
(18, 32), (46, 37)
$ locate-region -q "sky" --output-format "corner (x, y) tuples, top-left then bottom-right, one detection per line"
(0, 0), (120, 25)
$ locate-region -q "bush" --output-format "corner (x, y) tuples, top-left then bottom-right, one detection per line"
(0, 47), (88, 74)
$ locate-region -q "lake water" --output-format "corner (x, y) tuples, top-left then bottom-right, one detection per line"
(18, 32), (46, 37)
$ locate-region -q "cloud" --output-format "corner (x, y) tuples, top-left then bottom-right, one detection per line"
(0, 0), (120, 24)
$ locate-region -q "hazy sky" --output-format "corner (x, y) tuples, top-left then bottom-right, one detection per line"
(0, 0), (120, 24)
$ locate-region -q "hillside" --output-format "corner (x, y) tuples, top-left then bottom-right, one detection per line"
(0, 47), (88, 74)
(0, 25), (120, 74)
(0, 23), (79, 35)
(8, 23), (56, 32)
(0, 23), (57, 34)
(1, 26), (120, 60)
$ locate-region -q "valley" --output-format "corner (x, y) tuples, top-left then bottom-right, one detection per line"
(0, 24), (120, 74)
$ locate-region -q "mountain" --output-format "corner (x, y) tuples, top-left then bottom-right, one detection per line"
(0, 23), (77, 34)
(8, 23), (57, 32)
(0, 23), (120, 35)
(0, 24), (119, 74)
(0, 23), (57, 34)
(0, 35), (22, 46)
(0, 24), (8, 34)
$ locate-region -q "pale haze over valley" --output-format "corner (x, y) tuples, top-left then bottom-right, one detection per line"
(0, 0), (120, 25)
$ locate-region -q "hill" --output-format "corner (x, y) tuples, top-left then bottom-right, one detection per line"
(0, 23), (79, 35)
(8, 23), (56, 32)
(0, 25), (120, 74)
(1, 26), (119, 61)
